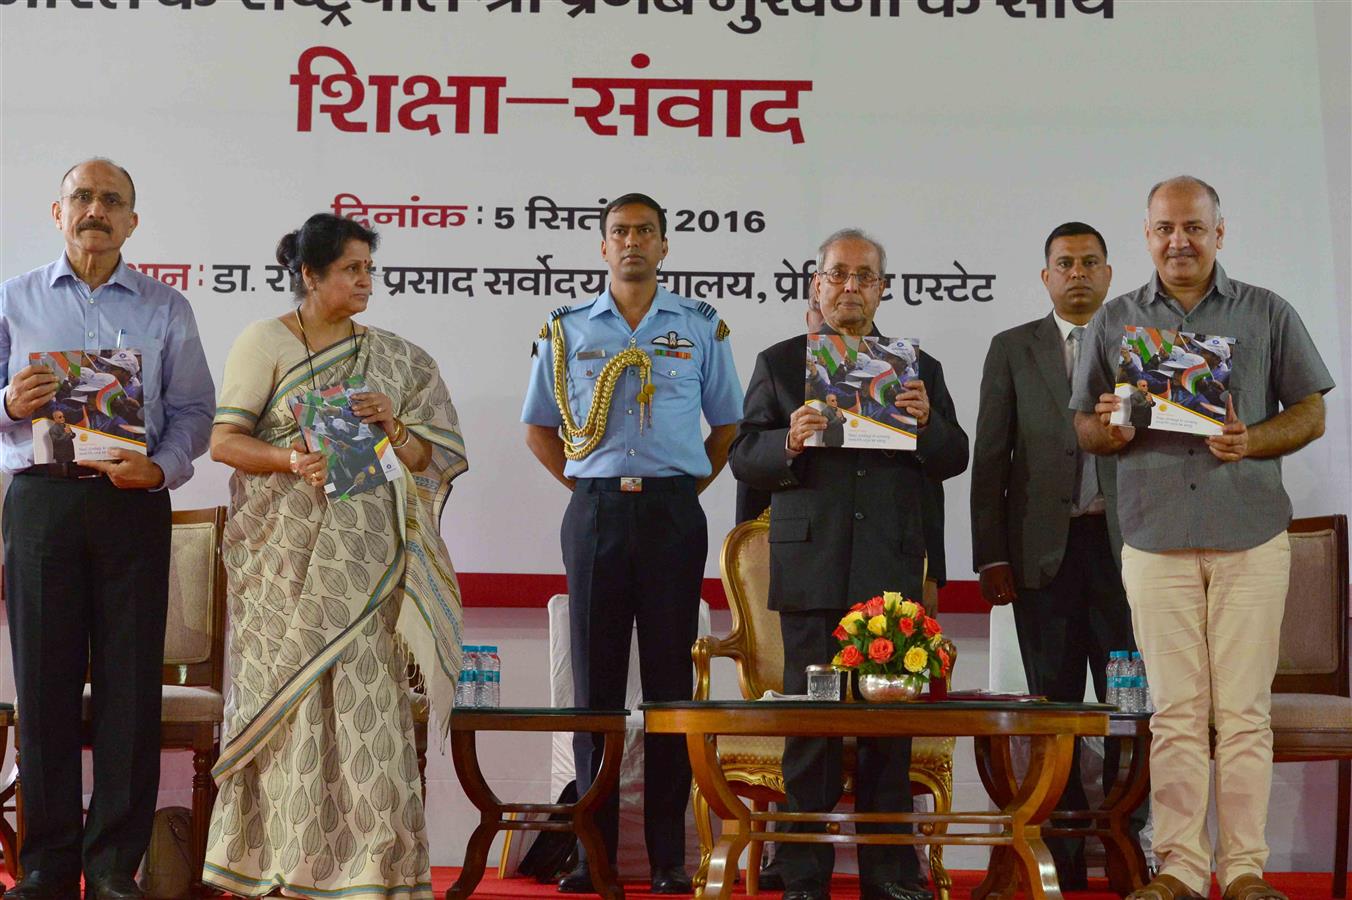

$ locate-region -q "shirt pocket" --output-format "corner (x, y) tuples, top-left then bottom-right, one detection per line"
(565, 351), (604, 417)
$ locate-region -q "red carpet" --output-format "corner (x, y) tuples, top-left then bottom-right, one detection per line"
(433, 868), (1339, 899)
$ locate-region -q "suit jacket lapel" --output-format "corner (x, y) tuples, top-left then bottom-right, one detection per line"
(1031, 313), (1071, 410)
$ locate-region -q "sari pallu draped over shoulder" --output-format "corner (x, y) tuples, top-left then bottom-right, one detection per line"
(212, 326), (467, 785)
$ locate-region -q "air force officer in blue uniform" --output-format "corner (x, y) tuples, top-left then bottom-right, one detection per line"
(522, 193), (743, 895)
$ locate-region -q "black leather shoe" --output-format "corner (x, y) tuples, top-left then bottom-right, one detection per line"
(7, 870), (82, 900)
(84, 873), (145, 900)
(860, 881), (934, 900)
(6, 870), (82, 899)
(649, 866), (693, 894)
(782, 888), (830, 900)
(756, 859), (786, 891)
(557, 862), (596, 894)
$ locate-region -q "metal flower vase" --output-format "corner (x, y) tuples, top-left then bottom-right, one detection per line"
(857, 673), (927, 702)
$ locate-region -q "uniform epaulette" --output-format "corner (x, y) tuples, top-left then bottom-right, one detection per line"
(693, 300), (719, 321)
(549, 305), (572, 321)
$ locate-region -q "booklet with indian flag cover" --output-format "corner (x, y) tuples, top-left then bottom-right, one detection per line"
(289, 376), (402, 501)
(29, 349), (146, 463)
(1110, 325), (1235, 436)
(804, 334), (921, 451)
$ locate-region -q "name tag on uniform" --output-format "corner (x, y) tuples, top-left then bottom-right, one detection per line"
(620, 477), (643, 492)
(577, 349), (607, 360)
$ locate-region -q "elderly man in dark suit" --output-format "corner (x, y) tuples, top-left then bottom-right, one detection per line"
(729, 228), (968, 900)
(970, 221), (1135, 889)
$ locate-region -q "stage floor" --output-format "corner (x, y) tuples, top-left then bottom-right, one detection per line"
(0, 868), (1335, 898)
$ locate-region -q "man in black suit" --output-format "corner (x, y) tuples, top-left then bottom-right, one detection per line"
(729, 228), (968, 900)
(969, 221), (1135, 889)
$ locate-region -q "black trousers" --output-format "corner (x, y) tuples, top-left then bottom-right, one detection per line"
(3, 474), (171, 881)
(1012, 513), (1135, 881)
(562, 477), (706, 869)
(778, 609), (920, 889)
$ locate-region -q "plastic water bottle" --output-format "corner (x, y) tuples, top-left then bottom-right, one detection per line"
(1124, 653), (1146, 713)
(477, 644), (501, 708)
(1106, 650), (1130, 708)
(456, 645), (479, 708)
(1133, 651), (1155, 713)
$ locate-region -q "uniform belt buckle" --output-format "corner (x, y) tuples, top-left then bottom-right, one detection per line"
(619, 477), (643, 493)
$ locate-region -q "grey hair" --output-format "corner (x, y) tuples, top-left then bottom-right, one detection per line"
(1147, 175), (1221, 220)
(816, 227), (887, 276)
(60, 157), (137, 210)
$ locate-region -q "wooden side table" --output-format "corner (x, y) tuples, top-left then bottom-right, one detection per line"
(0, 702), (16, 886)
(446, 708), (628, 900)
(644, 699), (1111, 900)
(973, 711), (1152, 898)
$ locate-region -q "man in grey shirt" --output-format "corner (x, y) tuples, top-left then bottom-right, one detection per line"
(1071, 176), (1333, 900)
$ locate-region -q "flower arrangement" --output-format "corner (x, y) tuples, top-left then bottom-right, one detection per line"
(832, 591), (951, 681)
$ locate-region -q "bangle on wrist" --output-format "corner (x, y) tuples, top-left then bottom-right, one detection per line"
(289, 449), (301, 473)
(390, 420), (411, 449)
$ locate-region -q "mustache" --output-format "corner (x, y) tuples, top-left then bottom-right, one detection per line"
(1167, 249), (1197, 258)
(78, 221), (111, 234)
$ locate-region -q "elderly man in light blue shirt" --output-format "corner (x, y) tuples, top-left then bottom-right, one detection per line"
(0, 158), (214, 900)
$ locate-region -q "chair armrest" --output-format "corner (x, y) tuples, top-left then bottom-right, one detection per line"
(692, 634), (750, 701)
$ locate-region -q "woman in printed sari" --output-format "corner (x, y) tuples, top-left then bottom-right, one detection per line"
(203, 213), (467, 899)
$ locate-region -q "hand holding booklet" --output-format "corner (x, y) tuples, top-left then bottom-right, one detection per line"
(290, 377), (402, 500)
(29, 349), (146, 463)
(804, 333), (921, 451)
(1110, 326), (1235, 436)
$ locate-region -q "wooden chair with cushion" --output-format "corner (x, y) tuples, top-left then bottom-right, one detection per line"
(690, 513), (956, 899)
(1270, 514), (1351, 897)
(84, 506), (228, 897)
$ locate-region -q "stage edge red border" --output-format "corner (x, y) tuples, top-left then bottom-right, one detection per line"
(457, 574), (988, 615)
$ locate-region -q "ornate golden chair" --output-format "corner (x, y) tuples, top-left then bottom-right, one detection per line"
(690, 513), (955, 899)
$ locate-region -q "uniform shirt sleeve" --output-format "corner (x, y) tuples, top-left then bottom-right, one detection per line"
(1069, 306), (1114, 412)
(152, 295), (216, 491)
(699, 326), (743, 427)
(521, 327), (564, 427)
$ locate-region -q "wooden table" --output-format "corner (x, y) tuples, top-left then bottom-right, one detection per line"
(643, 700), (1111, 900)
(975, 711), (1152, 898)
(446, 707), (628, 900)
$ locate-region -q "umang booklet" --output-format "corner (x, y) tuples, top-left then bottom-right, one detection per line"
(804, 334), (921, 451)
(30, 349), (146, 463)
(290, 377), (402, 501)
(1110, 325), (1235, 436)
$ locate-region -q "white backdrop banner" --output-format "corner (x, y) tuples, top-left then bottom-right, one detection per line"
(2, 0), (1348, 607)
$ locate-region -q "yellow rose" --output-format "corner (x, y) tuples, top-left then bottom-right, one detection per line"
(882, 591), (904, 613)
(903, 646), (928, 674)
(831, 651), (844, 667)
(839, 611), (865, 635)
(898, 600), (921, 620)
(867, 614), (889, 636)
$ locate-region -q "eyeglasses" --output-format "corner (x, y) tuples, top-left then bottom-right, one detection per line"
(61, 189), (130, 211)
(819, 269), (881, 288)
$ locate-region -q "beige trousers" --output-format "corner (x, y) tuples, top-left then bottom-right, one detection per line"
(1119, 531), (1291, 894)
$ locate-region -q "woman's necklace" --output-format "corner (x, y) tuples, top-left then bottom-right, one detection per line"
(295, 307), (358, 390)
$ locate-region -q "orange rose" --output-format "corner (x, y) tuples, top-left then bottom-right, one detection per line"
(898, 617), (916, 638)
(937, 647), (952, 674)
(868, 638), (895, 664)
(850, 602), (866, 612)
(923, 616), (942, 638)
(832, 625), (848, 641)
(840, 645), (864, 668)
(864, 596), (886, 618)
